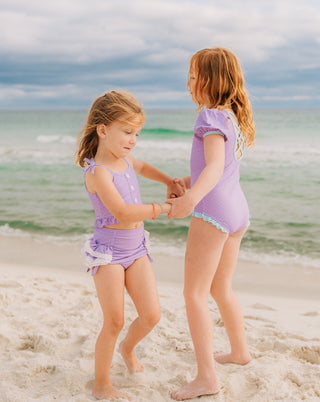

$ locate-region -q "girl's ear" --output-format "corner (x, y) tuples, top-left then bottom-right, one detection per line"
(96, 124), (107, 138)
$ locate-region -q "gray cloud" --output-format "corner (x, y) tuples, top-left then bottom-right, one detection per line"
(0, 0), (319, 108)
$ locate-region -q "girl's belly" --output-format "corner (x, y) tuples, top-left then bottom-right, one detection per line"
(104, 221), (143, 230)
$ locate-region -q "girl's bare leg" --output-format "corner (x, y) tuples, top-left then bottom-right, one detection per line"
(211, 227), (251, 365)
(92, 264), (131, 401)
(172, 217), (227, 401)
(120, 255), (161, 373)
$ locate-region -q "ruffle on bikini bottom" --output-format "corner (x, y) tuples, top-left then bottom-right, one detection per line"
(82, 238), (113, 274)
(82, 229), (152, 275)
(143, 229), (151, 254)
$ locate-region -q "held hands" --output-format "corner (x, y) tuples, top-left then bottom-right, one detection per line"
(151, 177), (184, 220)
(166, 192), (195, 219)
(164, 176), (194, 219)
(166, 177), (186, 199)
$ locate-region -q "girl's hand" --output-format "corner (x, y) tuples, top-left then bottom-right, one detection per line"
(166, 193), (195, 219)
(162, 202), (172, 215)
(167, 177), (186, 198)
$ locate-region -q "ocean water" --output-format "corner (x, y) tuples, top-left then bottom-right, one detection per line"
(0, 109), (319, 268)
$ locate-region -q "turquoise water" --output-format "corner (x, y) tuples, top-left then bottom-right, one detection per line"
(0, 109), (319, 267)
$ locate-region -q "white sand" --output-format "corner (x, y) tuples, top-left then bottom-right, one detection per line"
(0, 238), (320, 401)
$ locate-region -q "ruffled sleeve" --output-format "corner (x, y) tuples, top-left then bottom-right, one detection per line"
(194, 109), (229, 142)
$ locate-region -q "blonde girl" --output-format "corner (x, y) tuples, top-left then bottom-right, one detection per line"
(167, 48), (255, 400)
(76, 90), (183, 401)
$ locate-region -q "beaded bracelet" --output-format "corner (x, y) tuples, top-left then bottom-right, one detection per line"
(151, 203), (157, 220)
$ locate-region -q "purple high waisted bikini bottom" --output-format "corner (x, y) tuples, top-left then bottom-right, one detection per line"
(83, 225), (152, 275)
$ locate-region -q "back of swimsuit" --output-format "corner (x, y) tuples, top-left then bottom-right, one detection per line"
(190, 108), (250, 234)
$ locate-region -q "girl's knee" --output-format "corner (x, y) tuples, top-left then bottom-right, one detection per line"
(211, 283), (232, 303)
(140, 308), (161, 329)
(104, 314), (124, 334)
(183, 287), (208, 306)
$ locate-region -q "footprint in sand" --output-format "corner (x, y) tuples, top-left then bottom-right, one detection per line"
(215, 318), (224, 327)
(161, 306), (180, 322)
(286, 371), (303, 387)
(0, 280), (23, 288)
(255, 338), (290, 353)
(19, 333), (53, 353)
(250, 303), (277, 311)
(85, 379), (94, 391)
(292, 345), (320, 364)
(244, 315), (275, 324)
(302, 311), (319, 317)
(32, 364), (57, 375)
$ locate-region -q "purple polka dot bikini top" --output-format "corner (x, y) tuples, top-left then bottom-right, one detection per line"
(83, 157), (142, 228)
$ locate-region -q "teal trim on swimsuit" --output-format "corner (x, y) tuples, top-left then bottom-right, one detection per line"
(203, 130), (225, 138)
(192, 211), (229, 233)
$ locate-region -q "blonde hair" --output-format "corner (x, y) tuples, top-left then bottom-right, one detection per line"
(76, 90), (145, 167)
(190, 47), (255, 147)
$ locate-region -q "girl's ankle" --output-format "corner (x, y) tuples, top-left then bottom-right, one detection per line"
(93, 380), (112, 390)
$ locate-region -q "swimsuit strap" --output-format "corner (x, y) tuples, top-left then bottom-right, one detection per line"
(83, 157), (130, 175)
(226, 110), (242, 135)
(123, 157), (130, 168)
(226, 109), (237, 121)
(225, 110), (240, 129)
(225, 111), (245, 160)
(83, 157), (103, 174)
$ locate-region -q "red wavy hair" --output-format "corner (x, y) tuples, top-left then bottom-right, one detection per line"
(189, 47), (255, 147)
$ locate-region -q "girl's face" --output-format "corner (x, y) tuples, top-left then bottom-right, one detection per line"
(102, 120), (142, 158)
(187, 66), (212, 108)
(187, 68), (197, 104)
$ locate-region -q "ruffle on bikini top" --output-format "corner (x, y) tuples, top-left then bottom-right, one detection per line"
(94, 217), (118, 228)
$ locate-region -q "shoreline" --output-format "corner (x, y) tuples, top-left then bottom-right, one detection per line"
(1, 234), (320, 300)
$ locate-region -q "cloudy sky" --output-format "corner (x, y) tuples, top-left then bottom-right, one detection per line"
(1, 0), (319, 109)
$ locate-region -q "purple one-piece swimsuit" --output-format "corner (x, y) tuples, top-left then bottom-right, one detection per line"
(190, 108), (250, 234)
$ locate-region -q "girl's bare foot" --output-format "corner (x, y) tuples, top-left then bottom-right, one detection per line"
(214, 351), (252, 365)
(119, 341), (144, 374)
(92, 383), (131, 401)
(171, 378), (219, 401)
